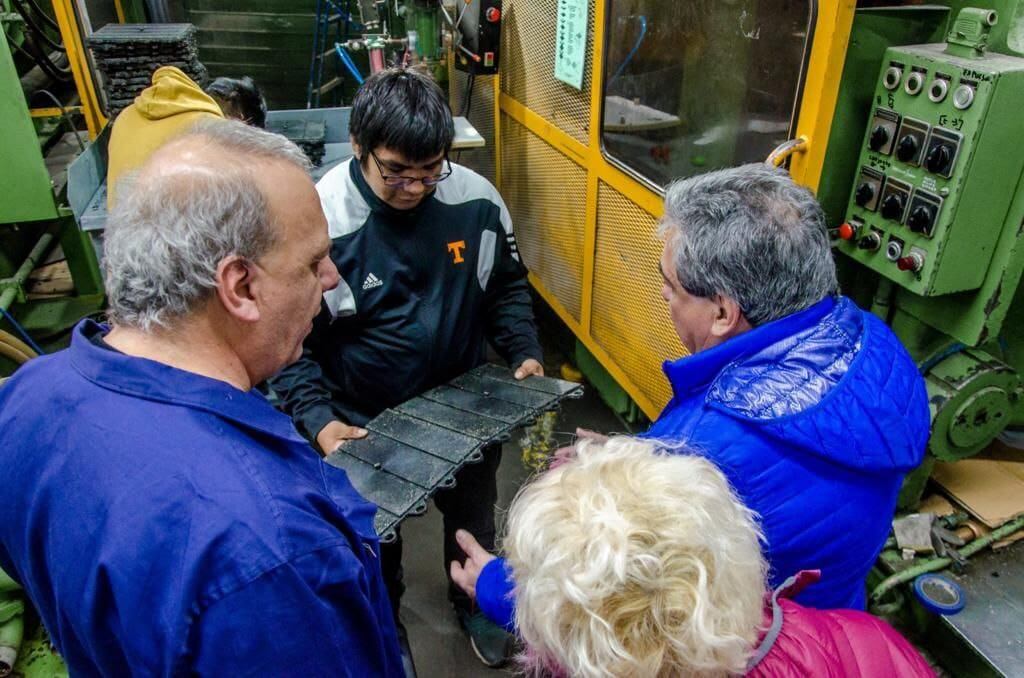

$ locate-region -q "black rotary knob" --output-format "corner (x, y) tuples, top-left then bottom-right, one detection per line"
(907, 205), (934, 233)
(896, 135), (919, 163)
(926, 144), (953, 175)
(857, 232), (881, 251)
(855, 182), (875, 207)
(881, 193), (906, 221)
(869, 125), (890, 152)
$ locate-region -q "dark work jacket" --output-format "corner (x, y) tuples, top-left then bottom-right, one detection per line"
(271, 158), (542, 439)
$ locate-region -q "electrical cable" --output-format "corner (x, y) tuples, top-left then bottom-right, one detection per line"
(5, 27), (71, 81)
(21, 0), (61, 32)
(31, 89), (86, 151)
(0, 329), (37, 364)
(13, 0), (66, 53)
(610, 15), (647, 83)
(334, 43), (365, 85)
(0, 308), (45, 356)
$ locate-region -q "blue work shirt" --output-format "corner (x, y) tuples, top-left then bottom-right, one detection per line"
(0, 321), (403, 676)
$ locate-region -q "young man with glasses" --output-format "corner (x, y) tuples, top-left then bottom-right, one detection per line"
(271, 67), (543, 669)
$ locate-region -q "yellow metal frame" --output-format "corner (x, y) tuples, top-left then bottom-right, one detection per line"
(30, 105), (84, 118)
(497, 0), (856, 418)
(114, 0), (127, 23)
(50, 0), (106, 139)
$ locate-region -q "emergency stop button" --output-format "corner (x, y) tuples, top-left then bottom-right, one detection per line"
(837, 223), (856, 241)
(486, 7), (501, 22)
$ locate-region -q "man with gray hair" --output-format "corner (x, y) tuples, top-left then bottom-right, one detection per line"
(643, 163), (929, 610)
(464, 164), (930, 617)
(0, 119), (403, 675)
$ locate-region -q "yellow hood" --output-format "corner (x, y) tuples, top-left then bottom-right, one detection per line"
(132, 66), (224, 121)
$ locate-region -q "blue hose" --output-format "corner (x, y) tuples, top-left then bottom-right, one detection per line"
(335, 43), (365, 85)
(611, 15), (647, 82)
(0, 307), (44, 356)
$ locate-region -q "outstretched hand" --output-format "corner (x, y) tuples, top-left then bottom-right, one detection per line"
(449, 529), (497, 601)
(514, 359), (544, 380)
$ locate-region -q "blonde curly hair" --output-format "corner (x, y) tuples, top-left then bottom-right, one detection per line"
(505, 437), (767, 677)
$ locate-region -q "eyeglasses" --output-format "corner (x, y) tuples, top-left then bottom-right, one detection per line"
(368, 150), (452, 188)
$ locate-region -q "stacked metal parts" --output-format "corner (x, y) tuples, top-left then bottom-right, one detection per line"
(87, 23), (206, 117)
(325, 364), (583, 541)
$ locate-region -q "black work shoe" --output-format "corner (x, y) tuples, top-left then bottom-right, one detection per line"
(456, 608), (514, 668)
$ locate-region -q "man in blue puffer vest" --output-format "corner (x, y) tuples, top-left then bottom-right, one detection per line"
(458, 163), (930, 614)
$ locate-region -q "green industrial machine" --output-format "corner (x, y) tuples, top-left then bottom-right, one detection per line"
(830, 7), (1024, 508)
(0, 12), (104, 379)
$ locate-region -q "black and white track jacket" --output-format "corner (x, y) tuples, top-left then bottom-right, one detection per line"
(272, 157), (542, 440)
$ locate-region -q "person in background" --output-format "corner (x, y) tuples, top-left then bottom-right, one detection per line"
(106, 67), (268, 205)
(453, 437), (935, 678)
(271, 66), (543, 668)
(205, 75), (268, 128)
(0, 119), (402, 675)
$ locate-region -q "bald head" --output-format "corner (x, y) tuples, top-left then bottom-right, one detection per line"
(103, 119), (312, 331)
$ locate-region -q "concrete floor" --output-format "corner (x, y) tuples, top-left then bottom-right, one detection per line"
(400, 365), (633, 677)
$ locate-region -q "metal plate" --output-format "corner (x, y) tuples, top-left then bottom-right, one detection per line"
(395, 397), (509, 441)
(369, 410), (481, 464)
(421, 385), (531, 424)
(324, 453), (426, 518)
(328, 364), (583, 542)
(449, 372), (557, 408)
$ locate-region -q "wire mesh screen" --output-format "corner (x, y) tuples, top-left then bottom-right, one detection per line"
(591, 181), (684, 411)
(500, 114), (587, 322)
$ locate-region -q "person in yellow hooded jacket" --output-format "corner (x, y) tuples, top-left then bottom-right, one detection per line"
(106, 66), (224, 206)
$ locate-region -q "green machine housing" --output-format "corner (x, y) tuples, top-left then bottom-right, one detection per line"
(834, 9), (1024, 500)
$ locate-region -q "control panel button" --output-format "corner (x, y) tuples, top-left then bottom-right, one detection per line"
(953, 83), (975, 110)
(855, 183), (875, 207)
(886, 239), (904, 261)
(884, 66), (903, 91)
(923, 127), (962, 179)
(905, 71), (924, 95)
(896, 135), (919, 163)
(853, 167), (885, 212)
(879, 177), (912, 223)
(486, 7), (501, 22)
(857, 231), (882, 252)
(894, 117), (929, 166)
(929, 78), (949, 103)
(897, 251), (925, 272)
(866, 108), (899, 156)
(837, 222), (857, 241)
(881, 194), (907, 221)
(926, 144), (952, 174)
(907, 205), (934, 234)
(870, 126), (891, 152)
(906, 189), (943, 238)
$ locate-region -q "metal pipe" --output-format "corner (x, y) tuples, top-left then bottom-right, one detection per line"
(869, 514), (1024, 607)
(0, 231), (56, 313)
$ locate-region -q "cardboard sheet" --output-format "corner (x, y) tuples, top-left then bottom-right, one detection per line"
(933, 442), (1024, 528)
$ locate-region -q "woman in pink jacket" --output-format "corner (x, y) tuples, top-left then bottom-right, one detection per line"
(452, 438), (934, 677)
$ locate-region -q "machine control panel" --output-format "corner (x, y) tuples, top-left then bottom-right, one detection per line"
(836, 41), (1024, 297)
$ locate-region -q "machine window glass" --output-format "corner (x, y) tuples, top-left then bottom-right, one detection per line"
(601, 1), (815, 189)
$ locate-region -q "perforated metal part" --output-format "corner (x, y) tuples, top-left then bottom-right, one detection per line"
(499, 114), (587, 321)
(324, 364), (583, 542)
(449, 69), (497, 184)
(500, 0), (595, 144)
(591, 182), (684, 412)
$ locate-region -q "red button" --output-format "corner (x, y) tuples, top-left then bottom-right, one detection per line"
(837, 223), (855, 240)
(897, 255), (921, 272)
(486, 7), (501, 22)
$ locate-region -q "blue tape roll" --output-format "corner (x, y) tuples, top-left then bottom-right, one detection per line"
(913, 573), (965, 615)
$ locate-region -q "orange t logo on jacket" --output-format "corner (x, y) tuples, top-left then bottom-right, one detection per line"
(448, 240), (466, 264)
